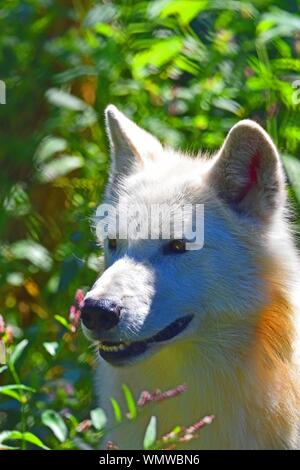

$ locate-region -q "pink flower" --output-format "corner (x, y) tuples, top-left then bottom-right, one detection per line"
(5, 326), (14, 344)
(179, 415), (215, 443)
(137, 384), (187, 407)
(75, 289), (85, 308)
(184, 414), (215, 434)
(68, 289), (84, 332)
(106, 440), (119, 450)
(69, 305), (77, 321)
(0, 339), (6, 364)
(0, 315), (5, 334)
(69, 305), (81, 332)
(77, 419), (92, 432)
(244, 66), (254, 77)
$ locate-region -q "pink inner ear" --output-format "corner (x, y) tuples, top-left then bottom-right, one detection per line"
(235, 152), (260, 203)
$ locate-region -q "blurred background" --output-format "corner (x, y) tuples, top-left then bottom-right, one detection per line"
(0, 0), (300, 450)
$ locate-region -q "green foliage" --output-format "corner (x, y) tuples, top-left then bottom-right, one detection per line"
(122, 384), (137, 420)
(42, 410), (68, 443)
(143, 416), (157, 450)
(90, 408), (107, 431)
(0, 0), (300, 450)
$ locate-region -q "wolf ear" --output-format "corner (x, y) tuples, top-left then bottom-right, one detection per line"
(210, 120), (285, 220)
(105, 105), (163, 176)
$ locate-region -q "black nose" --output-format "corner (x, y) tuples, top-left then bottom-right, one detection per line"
(80, 298), (121, 332)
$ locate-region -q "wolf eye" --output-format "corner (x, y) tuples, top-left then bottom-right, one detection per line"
(165, 239), (186, 254)
(108, 238), (117, 251)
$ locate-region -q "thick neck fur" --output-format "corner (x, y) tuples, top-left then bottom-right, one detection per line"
(97, 220), (300, 450)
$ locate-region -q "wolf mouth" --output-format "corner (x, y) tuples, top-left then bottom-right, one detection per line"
(98, 314), (193, 365)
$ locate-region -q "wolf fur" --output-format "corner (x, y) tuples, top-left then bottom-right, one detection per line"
(83, 105), (300, 449)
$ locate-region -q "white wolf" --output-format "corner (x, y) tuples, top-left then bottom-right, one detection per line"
(81, 105), (300, 449)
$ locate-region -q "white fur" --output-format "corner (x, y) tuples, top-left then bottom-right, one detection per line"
(83, 106), (300, 449)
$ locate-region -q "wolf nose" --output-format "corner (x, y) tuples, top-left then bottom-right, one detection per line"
(80, 298), (121, 332)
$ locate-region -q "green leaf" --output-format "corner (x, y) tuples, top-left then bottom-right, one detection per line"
(83, 4), (117, 27)
(54, 314), (71, 330)
(122, 384), (137, 419)
(132, 37), (183, 79)
(0, 388), (22, 401)
(272, 58), (300, 73)
(64, 412), (78, 431)
(143, 416), (157, 450)
(74, 109), (97, 129)
(35, 137), (68, 163)
(38, 155), (84, 183)
(213, 97), (243, 115)
(22, 432), (50, 450)
(6, 272), (24, 286)
(0, 341), (6, 365)
(90, 408), (107, 431)
(150, 0), (257, 24)
(42, 409), (68, 443)
(283, 154), (300, 204)
(150, 0), (208, 25)
(110, 398), (122, 423)
(43, 342), (59, 357)
(9, 339), (29, 366)
(0, 431), (49, 450)
(10, 241), (52, 271)
(4, 183), (31, 216)
(0, 384), (35, 392)
(45, 88), (88, 111)
(0, 365), (7, 374)
(0, 443), (19, 450)
(0, 384), (35, 402)
(54, 65), (98, 84)
(257, 8), (300, 43)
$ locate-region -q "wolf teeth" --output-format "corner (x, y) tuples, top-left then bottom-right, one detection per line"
(99, 342), (127, 352)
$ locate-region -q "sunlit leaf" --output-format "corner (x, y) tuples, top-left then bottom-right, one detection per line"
(35, 137), (68, 163)
(143, 416), (157, 450)
(132, 37), (183, 79)
(271, 59), (300, 73)
(0, 431), (49, 450)
(150, 0), (257, 24)
(213, 97), (243, 115)
(110, 398), (122, 423)
(46, 88), (88, 111)
(54, 315), (71, 330)
(0, 443), (19, 450)
(42, 410), (68, 443)
(122, 384), (137, 419)
(74, 109), (97, 129)
(0, 365), (7, 375)
(43, 342), (59, 357)
(4, 183), (31, 216)
(83, 4), (117, 27)
(9, 339), (29, 366)
(90, 408), (107, 431)
(149, 0), (208, 25)
(0, 384), (35, 402)
(258, 8), (300, 43)
(38, 155), (84, 183)
(6, 272), (24, 286)
(283, 154), (300, 204)
(0, 341), (6, 365)
(10, 241), (52, 271)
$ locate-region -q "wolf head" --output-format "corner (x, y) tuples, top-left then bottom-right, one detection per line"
(81, 105), (286, 367)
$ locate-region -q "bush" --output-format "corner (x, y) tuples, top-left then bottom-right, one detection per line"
(0, 0), (299, 449)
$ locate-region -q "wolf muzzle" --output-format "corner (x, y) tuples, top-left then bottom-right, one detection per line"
(80, 298), (121, 333)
